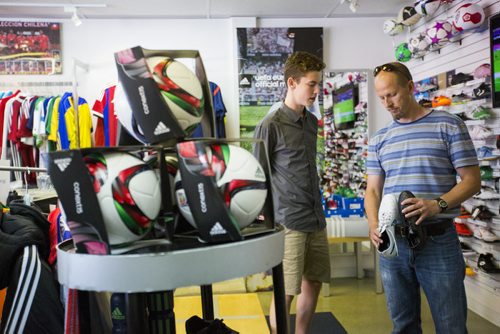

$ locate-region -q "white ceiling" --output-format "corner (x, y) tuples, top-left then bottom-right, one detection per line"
(0, 0), (414, 20)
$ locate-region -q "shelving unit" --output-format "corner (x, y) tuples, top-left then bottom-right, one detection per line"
(57, 228), (288, 333)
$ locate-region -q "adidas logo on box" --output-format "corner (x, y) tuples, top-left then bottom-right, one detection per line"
(154, 121), (170, 135)
(54, 158), (72, 172)
(209, 222), (227, 236)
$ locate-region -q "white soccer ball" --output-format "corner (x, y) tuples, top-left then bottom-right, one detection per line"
(146, 56), (204, 135)
(398, 6), (422, 26)
(174, 144), (267, 230)
(414, 0), (441, 16)
(453, 3), (485, 32)
(425, 20), (453, 48)
(114, 82), (147, 143)
(383, 18), (404, 36)
(84, 152), (161, 246)
(408, 33), (430, 58)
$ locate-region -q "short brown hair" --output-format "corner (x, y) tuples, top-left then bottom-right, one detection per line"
(373, 62), (413, 86)
(284, 51), (325, 85)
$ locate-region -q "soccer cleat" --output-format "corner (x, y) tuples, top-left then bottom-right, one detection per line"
(470, 125), (493, 140)
(479, 166), (493, 181)
(451, 72), (474, 85)
(455, 222), (473, 237)
(377, 193), (399, 257)
(398, 190), (426, 250)
(460, 242), (475, 256)
(477, 253), (500, 273)
(185, 315), (239, 334)
(431, 95), (452, 107)
(418, 99), (433, 108)
(478, 227), (500, 243)
(473, 189), (500, 200)
(471, 106), (492, 120)
(471, 205), (495, 220)
(476, 146), (494, 160)
(473, 83), (491, 100)
(451, 93), (471, 105)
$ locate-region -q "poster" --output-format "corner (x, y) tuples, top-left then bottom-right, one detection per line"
(237, 27), (323, 149)
(0, 21), (62, 75)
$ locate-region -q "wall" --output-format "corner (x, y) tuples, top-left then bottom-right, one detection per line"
(2, 16), (395, 138)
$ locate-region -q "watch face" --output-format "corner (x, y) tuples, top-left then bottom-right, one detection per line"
(439, 200), (448, 209)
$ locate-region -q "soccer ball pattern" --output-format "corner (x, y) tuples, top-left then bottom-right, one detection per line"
(84, 152), (161, 246)
(453, 3), (485, 32)
(383, 18), (404, 36)
(408, 33), (430, 58)
(175, 144), (267, 230)
(414, 0), (441, 16)
(425, 20), (453, 48)
(395, 43), (412, 62)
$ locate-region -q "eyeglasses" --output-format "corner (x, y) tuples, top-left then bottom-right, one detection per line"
(373, 63), (413, 82)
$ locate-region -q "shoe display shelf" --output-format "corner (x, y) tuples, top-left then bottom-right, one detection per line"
(56, 227), (288, 334)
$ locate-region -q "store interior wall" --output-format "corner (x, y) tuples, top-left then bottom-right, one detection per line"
(2, 16), (395, 138)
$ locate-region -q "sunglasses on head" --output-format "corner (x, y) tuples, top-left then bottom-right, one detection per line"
(373, 63), (412, 82)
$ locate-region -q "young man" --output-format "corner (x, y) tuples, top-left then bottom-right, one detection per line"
(366, 62), (480, 333)
(253, 51), (330, 334)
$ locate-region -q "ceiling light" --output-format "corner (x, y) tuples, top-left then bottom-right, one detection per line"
(65, 6), (82, 27)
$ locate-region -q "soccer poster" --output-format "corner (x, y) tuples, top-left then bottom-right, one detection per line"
(0, 21), (62, 75)
(237, 27), (323, 149)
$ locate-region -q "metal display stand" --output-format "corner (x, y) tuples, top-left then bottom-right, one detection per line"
(56, 227), (288, 333)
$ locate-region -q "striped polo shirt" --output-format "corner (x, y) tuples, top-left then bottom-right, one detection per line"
(367, 109), (478, 219)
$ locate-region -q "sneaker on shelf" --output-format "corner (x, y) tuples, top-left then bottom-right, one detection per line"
(185, 315), (239, 334)
(432, 95), (452, 108)
(455, 222), (473, 237)
(460, 242), (476, 255)
(479, 227), (500, 242)
(473, 188), (500, 200)
(480, 166), (494, 181)
(471, 106), (492, 120)
(418, 99), (433, 108)
(471, 205), (495, 220)
(465, 265), (476, 276)
(451, 93), (471, 105)
(416, 82), (437, 92)
(451, 72), (474, 85)
(470, 125), (493, 140)
(473, 63), (491, 80)
(470, 224), (483, 240)
(473, 83), (492, 100)
(476, 146), (494, 160)
(477, 253), (500, 273)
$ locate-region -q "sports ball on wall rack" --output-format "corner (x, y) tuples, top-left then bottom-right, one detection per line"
(84, 152), (161, 246)
(395, 42), (412, 62)
(425, 20), (453, 49)
(398, 6), (422, 26)
(174, 144), (267, 230)
(383, 18), (404, 36)
(414, 0), (441, 16)
(453, 3), (485, 32)
(146, 56), (204, 135)
(408, 33), (430, 58)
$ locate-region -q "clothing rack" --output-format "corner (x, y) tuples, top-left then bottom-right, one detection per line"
(0, 166), (47, 173)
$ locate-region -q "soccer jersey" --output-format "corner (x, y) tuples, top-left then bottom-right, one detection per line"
(367, 110), (478, 218)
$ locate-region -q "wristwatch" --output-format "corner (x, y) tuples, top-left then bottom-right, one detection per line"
(435, 197), (448, 212)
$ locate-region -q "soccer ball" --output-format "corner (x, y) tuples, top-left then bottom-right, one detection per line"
(414, 0), (440, 16)
(146, 56), (204, 135)
(395, 43), (412, 62)
(84, 152), (162, 246)
(174, 144), (267, 230)
(383, 18), (404, 36)
(453, 3), (485, 32)
(114, 82), (147, 144)
(398, 6), (422, 26)
(425, 20), (453, 48)
(408, 33), (430, 58)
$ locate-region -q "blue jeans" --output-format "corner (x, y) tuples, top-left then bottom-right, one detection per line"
(380, 227), (467, 334)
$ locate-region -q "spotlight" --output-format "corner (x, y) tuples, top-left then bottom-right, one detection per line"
(64, 6), (82, 27)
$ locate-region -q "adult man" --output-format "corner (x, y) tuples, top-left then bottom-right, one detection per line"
(253, 51), (330, 334)
(366, 62), (480, 333)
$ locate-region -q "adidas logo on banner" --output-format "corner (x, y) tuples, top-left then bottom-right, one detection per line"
(154, 121), (170, 135)
(54, 158), (72, 172)
(209, 222), (227, 236)
(239, 77), (250, 85)
(111, 307), (125, 320)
